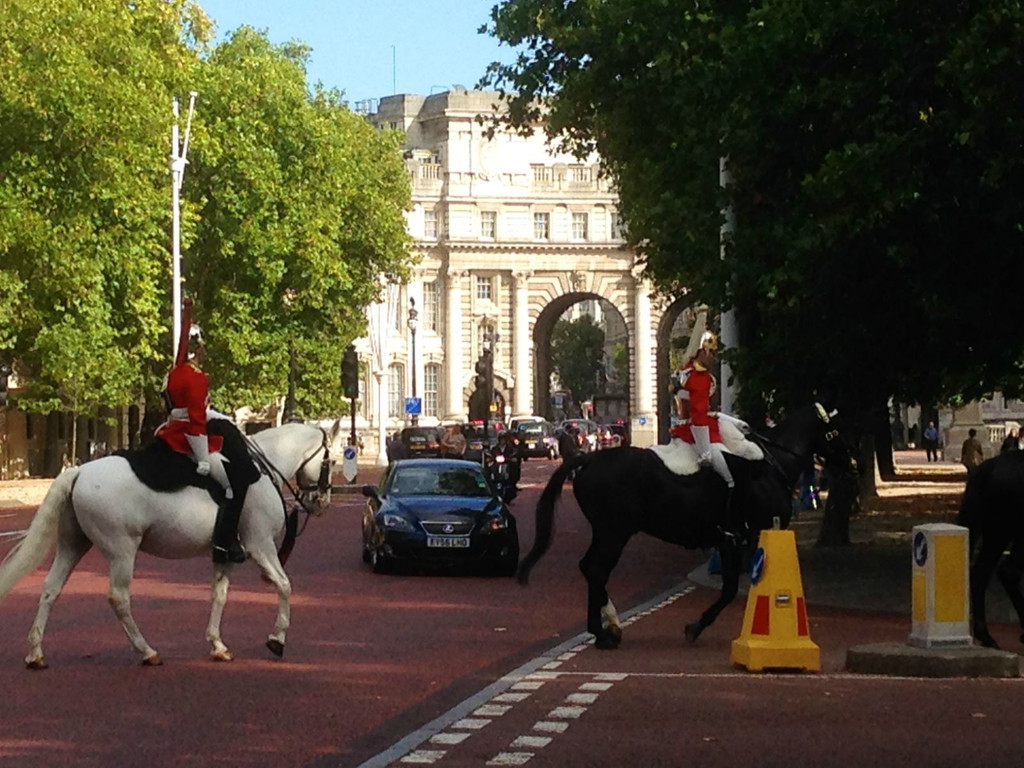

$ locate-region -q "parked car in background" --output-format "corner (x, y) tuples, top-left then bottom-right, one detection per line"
(515, 420), (559, 459)
(360, 458), (519, 575)
(400, 426), (442, 459)
(461, 421), (503, 462)
(598, 421), (630, 449)
(509, 415), (545, 433)
(559, 419), (600, 452)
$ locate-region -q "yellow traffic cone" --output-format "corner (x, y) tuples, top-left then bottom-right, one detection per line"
(731, 528), (820, 672)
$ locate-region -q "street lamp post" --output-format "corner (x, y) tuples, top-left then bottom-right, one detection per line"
(283, 288), (298, 423)
(407, 298), (419, 426)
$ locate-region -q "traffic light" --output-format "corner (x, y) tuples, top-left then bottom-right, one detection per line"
(341, 344), (359, 399)
(0, 363), (10, 408)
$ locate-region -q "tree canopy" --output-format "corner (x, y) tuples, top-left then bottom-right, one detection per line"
(550, 314), (605, 403)
(482, 0), (1024, 419)
(0, 0), (411, 423)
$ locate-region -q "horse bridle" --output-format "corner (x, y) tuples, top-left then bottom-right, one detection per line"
(245, 427), (331, 517)
(752, 402), (842, 485)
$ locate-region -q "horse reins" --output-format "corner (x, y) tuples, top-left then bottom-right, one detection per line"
(244, 427), (331, 526)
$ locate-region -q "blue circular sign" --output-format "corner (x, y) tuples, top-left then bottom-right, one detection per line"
(343, 446), (357, 461)
(750, 547), (766, 584)
(913, 532), (928, 567)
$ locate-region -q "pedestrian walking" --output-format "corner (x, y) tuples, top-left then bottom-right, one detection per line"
(923, 421), (940, 462)
(960, 428), (984, 472)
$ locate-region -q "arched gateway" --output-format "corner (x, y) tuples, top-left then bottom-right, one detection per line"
(354, 89), (691, 450)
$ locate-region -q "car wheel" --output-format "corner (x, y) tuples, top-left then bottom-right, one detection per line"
(369, 546), (392, 574)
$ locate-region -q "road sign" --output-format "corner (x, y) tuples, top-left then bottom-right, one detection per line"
(342, 445), (358, 483)
(404, 397), (422, 415)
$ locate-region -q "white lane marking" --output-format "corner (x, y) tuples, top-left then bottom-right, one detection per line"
(565, 692), (599, 705)
(474, 704), (512, 717)
(556, 652), (576, 661)
(493, 692), (532, 703)
(356, 582), (695, 768)
(593, 672), (628, 681)
(533, 721), (569, 734)
(540, 661), (562, 670)
(451, 718), (491, 730)
(578, 682), (613, 692)
(486, 753), (533, 766)
(400, 750), (446, 764)
(429, 733), (470, 746)
(547, 705), (586, 719)
(511, 735), (552, 749)
(510, 681), (545, 691)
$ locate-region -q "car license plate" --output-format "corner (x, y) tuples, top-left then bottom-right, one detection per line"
(427, 536), (470, 548)
(527, 441), (537, 448)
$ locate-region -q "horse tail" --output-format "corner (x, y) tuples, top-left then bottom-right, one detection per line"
(0, 468), (79, 604)
(517, 454), (587, 585)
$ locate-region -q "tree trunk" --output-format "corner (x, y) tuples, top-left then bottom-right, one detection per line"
(873, 402), (896, 481)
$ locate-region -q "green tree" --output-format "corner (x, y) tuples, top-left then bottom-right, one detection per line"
(550, 314), (605, 404)
(183, 26), (411, 418)
(482, 0), (1024, 530)
(0, 0), (207, 444)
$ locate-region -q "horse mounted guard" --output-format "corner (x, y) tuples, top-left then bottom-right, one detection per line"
(0, 299), (340, 667)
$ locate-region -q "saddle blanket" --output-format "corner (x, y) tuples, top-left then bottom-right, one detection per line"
(648, 419), (764, 475)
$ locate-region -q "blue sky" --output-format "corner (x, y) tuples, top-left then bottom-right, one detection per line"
(197, 1), (515, 107)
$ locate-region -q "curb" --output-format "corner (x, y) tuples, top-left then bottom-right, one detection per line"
(847, 642), (1021, 678)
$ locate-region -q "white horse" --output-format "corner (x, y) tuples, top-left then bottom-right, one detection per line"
(0, 421), (336, 668)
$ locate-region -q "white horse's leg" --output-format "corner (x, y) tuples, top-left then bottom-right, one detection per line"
(249, 549), (291, 658)
(206, 566), (234, 661)
(26, 533), (93, 669)
(106, 554), (161, 665)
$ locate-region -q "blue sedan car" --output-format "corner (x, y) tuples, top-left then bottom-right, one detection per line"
(360, 459), (519, 575)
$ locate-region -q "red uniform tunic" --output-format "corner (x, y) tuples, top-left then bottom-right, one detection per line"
(670, 362), (721, 444)
(156, 361), (224, 454)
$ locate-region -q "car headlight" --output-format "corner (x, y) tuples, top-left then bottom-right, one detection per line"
(381, 513), (416, 532)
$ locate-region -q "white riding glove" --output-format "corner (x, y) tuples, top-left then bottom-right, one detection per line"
(185, 433), (232, 496)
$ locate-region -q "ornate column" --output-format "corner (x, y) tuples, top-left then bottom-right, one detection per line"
(512, 271), (533, 417)
(445, 270), (466, 420)
(632, 273), (656, 447)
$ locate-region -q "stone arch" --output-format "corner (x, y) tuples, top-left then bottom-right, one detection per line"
(529, 274), (632, 422)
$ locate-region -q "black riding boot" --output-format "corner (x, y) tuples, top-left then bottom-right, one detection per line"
(212, 493), (247, 564)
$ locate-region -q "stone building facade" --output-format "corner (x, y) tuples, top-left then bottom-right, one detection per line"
(356, 90), (687, 450)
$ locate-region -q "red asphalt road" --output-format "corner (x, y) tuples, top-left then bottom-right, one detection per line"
(0, 459), (692, 767)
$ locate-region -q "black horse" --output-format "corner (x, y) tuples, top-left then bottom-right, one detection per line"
(517, 403), (853, 649)
(958, 451), (1024, 649)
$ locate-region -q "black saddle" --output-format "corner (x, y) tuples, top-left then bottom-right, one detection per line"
(114, 440), (227, 504)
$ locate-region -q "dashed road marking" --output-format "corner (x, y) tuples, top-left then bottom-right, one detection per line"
(356, 582), (695, 768)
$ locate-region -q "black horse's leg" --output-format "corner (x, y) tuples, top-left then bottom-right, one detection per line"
(579, 535), (627, 650)
(686, 538), (742, 643)
(995, 540), (1024, 644)
(970, 537), (1006, 649)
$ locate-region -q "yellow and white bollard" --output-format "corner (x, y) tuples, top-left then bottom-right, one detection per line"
(731, 528), (820, 672)
(909, 523), (972, 649)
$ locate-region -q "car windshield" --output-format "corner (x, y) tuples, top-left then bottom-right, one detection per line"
(390, 466), (491, 497)
(518, 423), (548, 436)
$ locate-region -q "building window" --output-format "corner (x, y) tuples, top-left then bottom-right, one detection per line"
(424, 281), (439, 333)
(476, 275), (493, 301)
(477, 322), (498, 359)
(610, 211), (627, 240)
(481, 210), (497, 239)
(424, 364), (439, 417)
(424, 208), (438, 239)
(534, 212), (550, 241)
(572, 212), (588, 241)
(388, 363), (405, 418)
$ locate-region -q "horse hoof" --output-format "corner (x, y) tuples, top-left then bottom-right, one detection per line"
(142, 653), (163, 667)
(594, 628), (622, 650)
(25, 657), (47, 670)
(211, 649), (234, 662)
(266, 639), (285, 658)
(684, 621), (703, 644)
